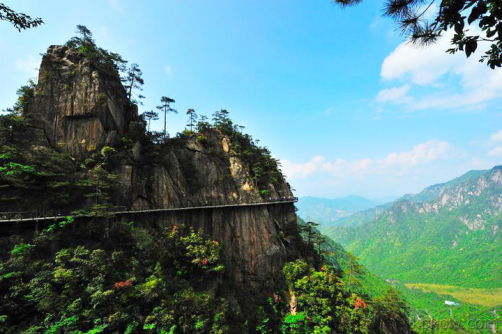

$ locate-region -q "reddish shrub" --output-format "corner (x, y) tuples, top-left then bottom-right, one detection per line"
(114, 279), (133, 290)
(170, 225), (178, 236)
(354, 297), (367, 309)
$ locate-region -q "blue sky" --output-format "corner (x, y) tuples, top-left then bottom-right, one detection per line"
(1, 0), (501, 199)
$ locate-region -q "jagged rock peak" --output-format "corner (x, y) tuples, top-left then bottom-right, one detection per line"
(26, 45), (138, 156)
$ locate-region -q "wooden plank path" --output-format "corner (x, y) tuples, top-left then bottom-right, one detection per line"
(0, 197), (298, 223)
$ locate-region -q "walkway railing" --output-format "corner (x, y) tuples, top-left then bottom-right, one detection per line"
(0, 197), (298, 223)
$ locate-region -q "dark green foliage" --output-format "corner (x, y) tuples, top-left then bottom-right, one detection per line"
(12, 79), (36, 114)
(123, 63), (145, 105)
(333, 0), (502, 69)
(0, 222), (229, 333)
(0, 3), (43, 31)
(197, 115), (211, 133)
(156, 96), (177, 139)
(210, 110), (282, 194)
(0, 143), (80, 208)
(0, 106), (122, 213)
(65, 25), (127, 77)
(369, 290), (412, 334)
(0, 111), (26, 147)
(186, 109), (198, 133)
(142, 111), (159, 132)
(256, 260), (372, 334)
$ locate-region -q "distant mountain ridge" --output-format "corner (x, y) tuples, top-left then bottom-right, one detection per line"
(296, 195), (390, 226)
(322, 166), (502, 289)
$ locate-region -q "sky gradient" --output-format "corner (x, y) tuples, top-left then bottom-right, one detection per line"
(1, 0), (501, 199)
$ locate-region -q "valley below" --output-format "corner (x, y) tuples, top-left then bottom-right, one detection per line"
(300, 167), (502, 333)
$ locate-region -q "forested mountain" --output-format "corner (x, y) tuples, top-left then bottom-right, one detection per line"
(323, 166), (502, 288)
(322, 167), (502, 333)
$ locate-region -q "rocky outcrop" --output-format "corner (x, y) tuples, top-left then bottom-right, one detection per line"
(26, 45), (137, 156)
(7, 44), (304, 309)
(115, 132), (302, 304)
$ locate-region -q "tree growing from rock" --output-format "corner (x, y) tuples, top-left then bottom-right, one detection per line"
(212, 109), (230, 126)
(65, 25), (127, 75)
(333, 0), (502, 69)
(0, 3), (43, 31)
(156, 96), (177, 139)
(142, 110), (159, 131)
(186, 108), (198, 132)
(123, 63), (145, 105)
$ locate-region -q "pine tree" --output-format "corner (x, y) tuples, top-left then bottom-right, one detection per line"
(197, 115), (210, 132)
(156, 97), (177, 139)
(212, 109), (230, 126)
(186, 109), (198, 132)
(123, 63), (145, 105)
(65, 25), (128, 75)
(142, 110), (159, 131)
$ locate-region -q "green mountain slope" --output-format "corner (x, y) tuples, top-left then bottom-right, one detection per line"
(320, 168), (502, 332)
(322, 166), (502, 289)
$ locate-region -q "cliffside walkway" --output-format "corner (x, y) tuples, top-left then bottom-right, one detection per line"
(0, 197), (298, 223)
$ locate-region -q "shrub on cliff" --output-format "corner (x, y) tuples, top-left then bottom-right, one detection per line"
(0, 222), (230, 333)
(256, 260), (371, 334)
(65, 25), (127, 77)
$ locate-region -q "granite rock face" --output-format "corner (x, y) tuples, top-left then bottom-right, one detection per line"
(115, 132), (302, 303)
(16, 45), (304, 306)
(27, 45), (137, 156)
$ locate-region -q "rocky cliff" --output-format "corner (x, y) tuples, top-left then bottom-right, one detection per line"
(115, 132), (302, 303)
(1, 44), (304, 309)
(27, 45), (138, 155)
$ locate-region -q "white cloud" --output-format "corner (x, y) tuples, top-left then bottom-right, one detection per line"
(325, 107), (333, 116)
(378, 140), (458, 167)
(379, 29), (502, 111)
(487, 146), (502, 158)
(321, 158), (374, 175)
(381, 33), (459, 86)
(376, 84), (411, 103)
(165, 66), (173, 75)
(281, 155), (325, 178)
(490, 130), (502, 143)
(281, 140), (460, 181)
(14, 55), (39, 76)
(281, 140), (470, 197)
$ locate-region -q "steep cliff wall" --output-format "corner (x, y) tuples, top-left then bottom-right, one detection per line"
(114, 133), (302, 303)
(26, 45), (137, 156)
(2, 45), (304, 307)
